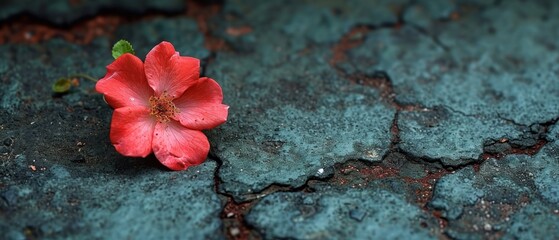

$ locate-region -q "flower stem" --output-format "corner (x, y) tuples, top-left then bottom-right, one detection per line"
(69, 73), (98, 83)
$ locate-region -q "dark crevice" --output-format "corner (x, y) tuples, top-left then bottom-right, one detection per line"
(329, 18), (432, 112)
(496, 113), (531, 128)
(410, 24), (450, 52)
(389, 111), (401, 152)
(200, 52), (216, 77)
(334, 66), (430, 111)
(208, 151), (262, 240)
(481, 117), (559, 161)
(220, 195), (261, 240)
(431, 210), (450, 233)
(209, 149), (336, 240)
(444, 106), (488, 119)
(210, 149), (463, 238)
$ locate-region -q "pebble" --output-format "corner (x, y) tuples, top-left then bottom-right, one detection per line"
(484, 223), (492, 231)
(230, 227), (240, 236)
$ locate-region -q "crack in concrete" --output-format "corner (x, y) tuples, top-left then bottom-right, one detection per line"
(208, 151), (262, 240)
(0, 10), (175, 44)
(481, 117), (559, 161)
(4, 0), (556, 238)
(0, 0), (225, 46)
(410, 24), (450, 52)
(328, 20), (433, 112)
(185, 0), (228, 52)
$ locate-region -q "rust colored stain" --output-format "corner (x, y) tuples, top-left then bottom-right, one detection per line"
(334, 162), (399, 187)
(482, 139), (548, 161)
(339, 164), (399, 179)
(0, 0), (227, 49)
(346, 72), (395, 101)
(510, 139), (548, 155)
(330, 25), (370, 66)
(68, 0), (82, 7)
(186, 0), (227, 51)
(226, 26), (252, 37)
(329, 26), (426, 110)
(358, 165), (399, 179)
(450, 12), (461, 21)
(221, 197), (259, 240)
(329, 22), (432, 111)
(431, 210), (449, 229)
(0, 15), (122, 44)
(391, 115), (400, 138)
(472, 163), (481, 172)
(403, 169), (451, 207)
(339, 164), (359, 175)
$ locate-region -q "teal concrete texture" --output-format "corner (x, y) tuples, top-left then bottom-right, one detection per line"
(1, 0), (559, 239)
(398, 108), (523, 166)
(206, 0), (399, 199)
(246, 188), (438, 239)
(429, 143), (559, 238)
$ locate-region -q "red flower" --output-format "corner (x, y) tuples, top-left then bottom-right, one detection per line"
(96, 41), (228, 170)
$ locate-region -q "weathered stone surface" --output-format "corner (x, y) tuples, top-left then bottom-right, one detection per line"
(504, 202), (559, 239)
(207, 0), (399, 199)
(223, 0), (405, 45)
(341, 1), (559, 165)
(398, 108), (522, 166)
(429, 142), (559, 238)
(404, 0), (498, 28)
(246, 188), (438, 239)
(547, 122), (559, 142)
(429, 167), (483, 220)
(397, 1), (559, 125)
(115, 18), (209, 60)
(1, 155), (222, 239)
(1, 0), (559, 239)
(0, 38), (109, 112)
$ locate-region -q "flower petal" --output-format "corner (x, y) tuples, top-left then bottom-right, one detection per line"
(173, 77), (229, 130)
(95, 53), (154, 109)
(152, 120), (209, 170)
(110, 106), (156, 157)
(144, 41), (200, 98)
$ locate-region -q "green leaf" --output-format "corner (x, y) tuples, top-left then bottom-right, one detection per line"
(112, 39), (135, 59)
(52, 78), (72, 93)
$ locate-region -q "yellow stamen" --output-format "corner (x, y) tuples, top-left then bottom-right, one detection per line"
(149, 92), (179, 122)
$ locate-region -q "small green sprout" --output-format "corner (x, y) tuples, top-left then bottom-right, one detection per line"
(52, 78), (72, 93)
(53, 40), (134, 94)
(112, 39), (135, 59)
(51, 74), (98, 94)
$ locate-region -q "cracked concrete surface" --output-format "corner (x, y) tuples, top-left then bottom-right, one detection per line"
(1, 0), (559, 239)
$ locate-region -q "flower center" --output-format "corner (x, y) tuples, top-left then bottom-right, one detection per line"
(149, 92), (178, 122)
